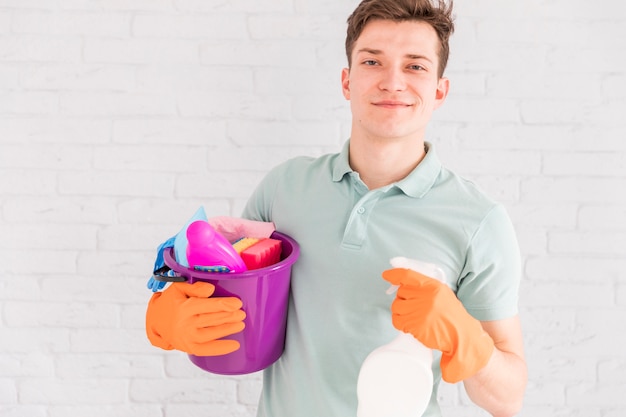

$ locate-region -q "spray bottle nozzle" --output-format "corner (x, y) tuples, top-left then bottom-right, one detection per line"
(386, 256), (447, 294)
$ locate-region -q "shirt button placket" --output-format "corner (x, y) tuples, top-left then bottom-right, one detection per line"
(341, 191), (381, 249)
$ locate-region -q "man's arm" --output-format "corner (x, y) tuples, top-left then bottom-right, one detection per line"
(382, 267), (527, 415)
(464, 315), (527, 417)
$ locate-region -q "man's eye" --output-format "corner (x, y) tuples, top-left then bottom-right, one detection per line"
(363, 60), (378, 66)
(409, 64), (425, 71)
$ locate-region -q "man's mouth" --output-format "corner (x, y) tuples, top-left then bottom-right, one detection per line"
(372, 100), (413, 108)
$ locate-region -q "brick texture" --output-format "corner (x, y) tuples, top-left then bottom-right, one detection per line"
(0, 1), (625, 416)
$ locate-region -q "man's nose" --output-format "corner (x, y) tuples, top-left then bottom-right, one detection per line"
(378, 66), (407, 91)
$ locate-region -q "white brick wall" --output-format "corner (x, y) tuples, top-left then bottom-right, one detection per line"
(0, 0), (624, 416)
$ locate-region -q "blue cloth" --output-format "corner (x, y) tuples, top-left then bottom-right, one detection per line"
(146, 206), (208, 292)
(146, 236), (176, 292)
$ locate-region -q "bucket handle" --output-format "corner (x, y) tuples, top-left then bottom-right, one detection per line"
(152, 264), (232, 283)
(152, 266), (187, 283)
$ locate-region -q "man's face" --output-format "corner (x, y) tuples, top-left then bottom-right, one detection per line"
(342, 19), (449, 143)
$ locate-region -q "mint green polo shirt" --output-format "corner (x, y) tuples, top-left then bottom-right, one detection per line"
(242, 141), (521, 417)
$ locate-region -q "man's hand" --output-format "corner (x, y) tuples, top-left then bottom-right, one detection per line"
(146, 281), (246, 356)
(382, 268), (494, 383)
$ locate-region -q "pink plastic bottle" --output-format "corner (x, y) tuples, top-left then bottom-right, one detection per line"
(185, 220), (247, 273)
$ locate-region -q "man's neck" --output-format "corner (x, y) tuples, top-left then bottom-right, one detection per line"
(348, 135), (427, 190)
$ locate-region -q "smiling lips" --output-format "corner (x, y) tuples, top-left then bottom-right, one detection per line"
(372, 100), (413, 109)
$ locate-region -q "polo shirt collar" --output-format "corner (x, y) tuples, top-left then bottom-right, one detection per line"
(331, 140), (442, 198)
(395, 142), (441, 198)
(332, 140), (353, 182)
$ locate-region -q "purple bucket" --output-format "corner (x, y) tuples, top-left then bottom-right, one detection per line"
(163, 231), (299, 375)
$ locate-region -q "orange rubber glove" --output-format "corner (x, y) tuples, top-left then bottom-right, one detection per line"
(146, 281), (246, 356)
(382, 268), (494, 383)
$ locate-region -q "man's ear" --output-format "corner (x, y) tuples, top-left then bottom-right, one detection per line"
(341, 67), (351, 100)
(434, 77), (450, 109)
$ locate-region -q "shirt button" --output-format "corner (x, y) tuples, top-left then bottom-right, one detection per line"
(357, 207), (365, 214)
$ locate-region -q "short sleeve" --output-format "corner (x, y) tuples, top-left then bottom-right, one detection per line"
(241, 161), (291, 223)
(456, 203), (522, 321)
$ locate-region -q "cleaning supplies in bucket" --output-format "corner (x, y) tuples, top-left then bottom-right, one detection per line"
(147, 207), (278, 291)
(356, 257), (446, 417)
(186, 219), (284, 273)
(148, 207), (299, 375)
(162, 231), (299, 375)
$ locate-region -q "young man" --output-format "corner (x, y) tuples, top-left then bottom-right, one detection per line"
(146, 1), (527, 416)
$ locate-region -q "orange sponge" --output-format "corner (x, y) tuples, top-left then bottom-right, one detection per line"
(240, 238), (282, 270)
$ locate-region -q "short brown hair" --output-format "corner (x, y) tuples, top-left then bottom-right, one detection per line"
(345, 0), (455, 78)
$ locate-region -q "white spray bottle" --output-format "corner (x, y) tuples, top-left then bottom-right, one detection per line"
(356, 256), (446, 417)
